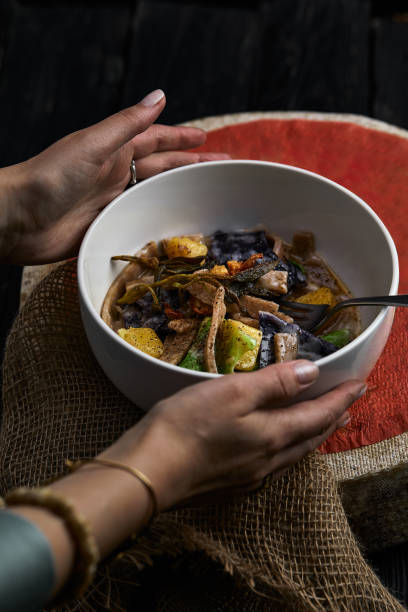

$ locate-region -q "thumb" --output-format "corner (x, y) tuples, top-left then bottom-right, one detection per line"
(247, 359), (320, 407)
(83, 89), (166, 156)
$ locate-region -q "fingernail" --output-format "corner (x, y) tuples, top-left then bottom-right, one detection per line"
(339, 413), (350, 428)
(293, 361), (319, 385)
(140, 89), (165, 107)
(355, 383), (367, 399)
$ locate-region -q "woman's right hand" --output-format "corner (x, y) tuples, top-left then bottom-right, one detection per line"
(14, 361), (364, 600)
(102, 361), (365, 511)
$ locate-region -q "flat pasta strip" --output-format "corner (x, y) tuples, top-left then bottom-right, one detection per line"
(205, 286), (226, 373)
(161, 319), (199, 365)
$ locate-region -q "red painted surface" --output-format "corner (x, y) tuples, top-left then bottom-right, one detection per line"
(195, 119), (408, 453)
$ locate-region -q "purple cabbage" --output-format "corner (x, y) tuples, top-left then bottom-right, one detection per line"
(209, 230), (305, 290)
(258, 311), (337, 367)
(209, 230), (277, 265)
(121, 293), (169, 340)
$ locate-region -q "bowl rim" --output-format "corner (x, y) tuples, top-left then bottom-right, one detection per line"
(78, 159), (399, 378)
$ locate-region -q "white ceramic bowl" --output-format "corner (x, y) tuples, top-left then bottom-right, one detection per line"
(78, 161), (399, 409)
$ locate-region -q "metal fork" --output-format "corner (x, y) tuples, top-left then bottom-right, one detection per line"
(277, 295), (408, 333)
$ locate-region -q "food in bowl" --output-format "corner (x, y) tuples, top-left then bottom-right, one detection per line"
(78, 160), (398, 409)
(101, 228), (361, 374)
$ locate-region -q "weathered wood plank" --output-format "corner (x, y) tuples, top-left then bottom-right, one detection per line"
(0, 3), (131, 167)
(256, 0), (370, 113)
(372, 0), (408, 18)
(0, 263), (22, 359)
(122, 1), (260, 124)
(369, 542), (408, 606)
(0, 3), (407, 604)
(0, 0), (14, 77)
(373, 20), (408, 129)
(0, 2), (132, 416)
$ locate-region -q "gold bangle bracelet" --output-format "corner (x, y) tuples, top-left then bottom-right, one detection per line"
(5, 487), (99, 604)
(66, 458), (158, 520)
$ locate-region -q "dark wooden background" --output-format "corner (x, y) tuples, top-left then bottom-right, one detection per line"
(0, 0), (407, 607)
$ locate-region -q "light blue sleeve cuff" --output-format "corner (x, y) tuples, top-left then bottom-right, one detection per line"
(0, 510), (55, 612)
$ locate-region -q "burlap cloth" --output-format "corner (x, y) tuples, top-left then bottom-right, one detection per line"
(19, 112), (408, 555)
(3, 112), (407, 610)
(1, 260), (405, 611)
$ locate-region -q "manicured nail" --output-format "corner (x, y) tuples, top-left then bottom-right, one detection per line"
(355, 383), (367, 399)
(293, 361), (319, 385)
(339, 414), (351, 428)
(140, 89), (165, 107)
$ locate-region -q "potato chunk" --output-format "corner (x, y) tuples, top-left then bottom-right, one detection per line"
(118, 327), (163, 358)
(296, 287), (336, 307)
(257, 270), (288, 294)
(218, 319), (263, 372)
(210, 264), (229, 277)
(164, 236), (208, 259)
(274, 333), (298, 363)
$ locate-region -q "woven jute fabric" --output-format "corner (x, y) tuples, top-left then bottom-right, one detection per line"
(19, 111), (408, 557)
(1, 260), (405, 611)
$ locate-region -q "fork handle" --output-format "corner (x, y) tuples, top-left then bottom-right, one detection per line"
(312, 294), (408, 333)
(332, 295), (408, 310)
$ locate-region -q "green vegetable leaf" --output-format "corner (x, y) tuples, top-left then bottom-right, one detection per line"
(216, 321), (257, 374)
(179, 318), (212, 372)
(320, 329), (351, 348)
(288, 259), (306, 274)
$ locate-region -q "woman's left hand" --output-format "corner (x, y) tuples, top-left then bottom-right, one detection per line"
(0, 89), (228, 263)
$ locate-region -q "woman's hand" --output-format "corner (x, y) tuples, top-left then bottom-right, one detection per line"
(15, 361), (363, 599)
(0, 89), (228, 264)
(103, 361), (365, 511)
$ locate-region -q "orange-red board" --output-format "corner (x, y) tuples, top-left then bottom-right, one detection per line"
(195, 119), (408, 453)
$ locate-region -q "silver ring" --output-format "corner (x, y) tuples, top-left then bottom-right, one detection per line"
(129, 160), (137, 185)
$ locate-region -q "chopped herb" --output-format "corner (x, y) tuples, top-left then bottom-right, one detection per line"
(319, 329), (351, 348)
(288, 259), (306, 274)
(180, 318), (212, 371)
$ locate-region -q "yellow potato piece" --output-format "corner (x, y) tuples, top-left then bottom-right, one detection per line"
(118, 327), (163, 358)
(164, 236), (208, 259)
(226, 319), (263, 372)
(295, 287), (336, 307)
(210, 264), (229, 276)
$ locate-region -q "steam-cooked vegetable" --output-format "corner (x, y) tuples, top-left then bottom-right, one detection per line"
(296, 287), (336, 307)
(210, 230), (277, 264)
(164, 236), (208, 259)
(118, 327), (164, 358)
(256, 270), (288, 294)
(320, 329), (351, 348)
(226, 253), (263, 275)
(180, 318), (212, 371)
(259, 311), (337, 366)
(103, 228), (361, 374)
(234, 322), (262, 371)
(210, 265), (229, 277)
(216, 320), (258, 374)
(274, 333), (298, 363)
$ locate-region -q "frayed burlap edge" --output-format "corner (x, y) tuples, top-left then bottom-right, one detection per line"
(2, 261), (406, 611)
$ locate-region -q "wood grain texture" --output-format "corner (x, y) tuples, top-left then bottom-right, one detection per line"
(122, 1), (260, 124)
(373, 20), (408, 129)
(0, 0), (407, 604)
(256, 0), (370, 113)
(0, 2), (131, 166)
(0, 1), (13, 77)
(369, 542), (408, 607)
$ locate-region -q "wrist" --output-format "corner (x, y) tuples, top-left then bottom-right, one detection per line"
(103, 414), (197, 512)
(0, 163), (29, 260)
(50, 461), (152, 558)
